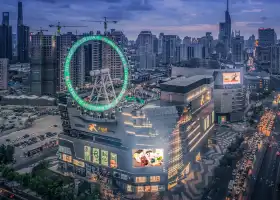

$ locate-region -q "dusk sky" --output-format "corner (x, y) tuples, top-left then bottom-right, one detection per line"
(1, 0), (280, 40)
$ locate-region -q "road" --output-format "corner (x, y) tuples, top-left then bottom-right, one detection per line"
(251, 143), (279, 200)
(0, 187), (39, 200)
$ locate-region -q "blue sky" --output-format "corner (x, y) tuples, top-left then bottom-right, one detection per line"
(1, 0), (280, 40)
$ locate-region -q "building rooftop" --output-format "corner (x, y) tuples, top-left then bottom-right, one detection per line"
(162, 75), (212, 87)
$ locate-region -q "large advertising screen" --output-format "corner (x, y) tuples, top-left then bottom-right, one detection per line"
(92, 148), (100, 164)
(132, 149), (164, 168)
(110, 153), (118, 168)
(222, 72), (241, 85)
(84, 146), (91, 162)
(101, 150), (109, 166)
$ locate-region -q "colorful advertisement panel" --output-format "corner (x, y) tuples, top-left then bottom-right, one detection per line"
(62, 154), (72, 163)
(101, 150), (108, 166)
(110, 153), (118, 168)
(222, 72), (241, 85)
(92, 148), (100, 164)
(132, 149), (164, 168)
(84, 146), (91, 161)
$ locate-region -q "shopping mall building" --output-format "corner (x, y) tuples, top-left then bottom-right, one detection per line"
(58, 75), (215, 193)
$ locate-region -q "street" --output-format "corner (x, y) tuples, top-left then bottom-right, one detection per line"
(251, 144), (279, 200)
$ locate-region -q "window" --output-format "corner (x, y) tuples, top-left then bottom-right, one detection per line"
(151, 185), (159, 192)
(150, 176), (160, 182)
(137, 186), (144, 193)
(127, 184), (132, 192)
(135, 177), (147, 183)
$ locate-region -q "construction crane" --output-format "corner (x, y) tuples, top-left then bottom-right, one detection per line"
(49, 22), (87, 35)
(34, 27), (48, 34)
(83, 17), (118, 35)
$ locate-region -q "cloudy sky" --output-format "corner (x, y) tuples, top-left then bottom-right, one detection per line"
(1, 0), (280, 40)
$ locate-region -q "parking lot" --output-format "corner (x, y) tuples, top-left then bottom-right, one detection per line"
(0, 115), (62, 163)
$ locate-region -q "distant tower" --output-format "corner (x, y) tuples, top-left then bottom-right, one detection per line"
(89, 69), (116, 104)
(18, 1), (23, 26)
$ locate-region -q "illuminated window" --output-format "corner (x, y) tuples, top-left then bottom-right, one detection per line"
(137, 186), (144, 193)
(151, 185), (159, 192)
(84, 146), (91, 162)
(127, 184), (132, 192)
(145, 186), (151, 192)
(73, 159), (85, 167)
(135, 177), (147, 183)
(62, 154), (72, 163)
(150, 176), (160, 182)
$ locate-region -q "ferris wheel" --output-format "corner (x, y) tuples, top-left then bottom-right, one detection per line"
(64, 35), (129, 112)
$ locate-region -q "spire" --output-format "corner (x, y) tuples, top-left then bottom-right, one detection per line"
(226, 0), (229, 12)
(18, 1), (23, 26)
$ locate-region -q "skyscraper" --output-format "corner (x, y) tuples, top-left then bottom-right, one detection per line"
(30, 32), (57, 96)
(232, 31), (244, 64)
(57, 32), (85, 92)
(17, 1), (30, 63)
(136, 31), (155, 69)
(258, 28), (277, 47)
(0, 12), (12, 60)
(218, 0), (231, 52)
(162, 35), (179, 64)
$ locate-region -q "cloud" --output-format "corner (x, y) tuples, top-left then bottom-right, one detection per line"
(241, 9), (263, 13)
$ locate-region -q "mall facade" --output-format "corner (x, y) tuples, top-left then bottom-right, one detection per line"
(58, 75), (215, 193)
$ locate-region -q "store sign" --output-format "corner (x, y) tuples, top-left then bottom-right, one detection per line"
(101, 150), (109, 166)
(73, 159), (85, 168)
(92, 148), (100, 164)
(88, 124), (108, 133)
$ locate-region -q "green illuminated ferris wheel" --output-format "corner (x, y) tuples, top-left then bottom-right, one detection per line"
(64, 35), (129, 112)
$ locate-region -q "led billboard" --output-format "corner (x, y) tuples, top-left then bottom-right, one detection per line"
(110, 153), (118, 168)
(132, 149), (164, 168)
(101, 150), (109, 166)
(84, 146), (91, 162)
(222, 72), (241, 85)
(92, 148), (100, 164)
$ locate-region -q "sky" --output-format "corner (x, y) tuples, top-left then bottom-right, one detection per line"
(1, 0), (280, 40)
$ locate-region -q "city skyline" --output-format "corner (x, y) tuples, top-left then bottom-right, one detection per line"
(0, 0), (280, 40)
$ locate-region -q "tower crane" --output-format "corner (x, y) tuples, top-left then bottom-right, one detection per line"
(49, 22), (88, 35)
(34, 27), (48, 34)
(83, 17), (118, 35)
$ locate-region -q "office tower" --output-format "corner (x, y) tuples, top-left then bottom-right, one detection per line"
(183, 36), (192, 45)
(57, 32), (85, 92)
(258, 28), (277, 47)
(136, 31), (155, 69)
(153, 35), (158, 54)
(232, 31), (244, 63)
(0, 58), (8, 90)
(12, 34), (17, 57)
(224, 0), (231, 49)
(158, 32), (164, 54)
(0, 12), (12, 60)
(270, 45), (280, 74)
(17, 1), (29, 63)
(111, 30), (128, 49)
(162, 35), (179, 64)
(30, 33), (57, 96)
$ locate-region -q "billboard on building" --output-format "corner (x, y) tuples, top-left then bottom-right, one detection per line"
(222, 72), (241, 85)
(110, 153), (118, 168)
(101, 150), (109, 166)
(84, 146), (91, 162)
(92, 148), (100, 164)
(132, 149), (164, 168)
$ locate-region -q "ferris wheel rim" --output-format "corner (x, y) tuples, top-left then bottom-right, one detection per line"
(64, 35), (129, 112)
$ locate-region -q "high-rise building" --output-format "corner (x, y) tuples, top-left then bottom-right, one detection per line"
(17, 1), (29, 63)
(136, 31), (155, 69)
(152, 35), (158, 55)
(232, 31), (244, 64)
(162, 35), (179, 64)
(158, 33), (164, 54)
(57, 32), (85, 92)
(218, 0), (231, 51)
(0, 58), (8, 90)
(258, 28), (277, 47)
(270, 45), (280, 74)
(0, 12), (12, 60)
(30, 33), (57, 96)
